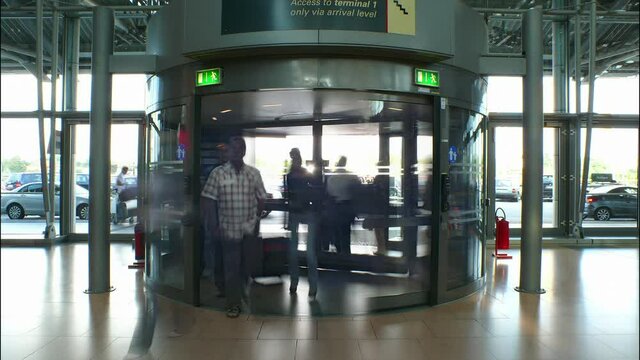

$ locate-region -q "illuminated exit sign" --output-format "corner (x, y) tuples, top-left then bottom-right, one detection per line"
(415, 69), (440, 88)
(196, 68), (221, 87)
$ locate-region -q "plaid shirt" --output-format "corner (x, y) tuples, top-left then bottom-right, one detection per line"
(201, 162), (267, 241)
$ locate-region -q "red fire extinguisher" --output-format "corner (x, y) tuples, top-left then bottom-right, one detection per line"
(128, 223), (145, 269)
(494, 208), (512, 259)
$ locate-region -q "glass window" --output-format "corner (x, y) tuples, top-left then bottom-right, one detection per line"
(488, 76), (640, 115)
(71, 123), (140, 235)
(1, 118), (61, 237)
(0, 74), (62, 112)
(581, 127), (638, 228)
(76, 74), (147, 111)
(494, 127), (558, 229)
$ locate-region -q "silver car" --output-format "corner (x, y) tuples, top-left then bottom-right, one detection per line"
(1, 182), (90, 220)
(495, 179), (520, 202)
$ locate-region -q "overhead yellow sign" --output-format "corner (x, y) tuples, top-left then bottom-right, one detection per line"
(387, 0), (415, 35)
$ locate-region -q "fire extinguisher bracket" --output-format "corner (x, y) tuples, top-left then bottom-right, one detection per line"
(493, 207), (512, 259)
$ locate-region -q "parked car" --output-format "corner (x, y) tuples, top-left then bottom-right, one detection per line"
(543, 175), (553, 201)
(75, 173), (90, 190)
(495, 179), (520, 202)
(584, 185), (638, 221)
(4, 172), (42, 191)
(1, 182), (90, 220)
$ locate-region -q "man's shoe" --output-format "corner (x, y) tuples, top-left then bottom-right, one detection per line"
(226, 305), (241, 318)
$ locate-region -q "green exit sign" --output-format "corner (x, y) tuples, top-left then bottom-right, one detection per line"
(415, 69), (440, 87)
(196, 68), (222, 87)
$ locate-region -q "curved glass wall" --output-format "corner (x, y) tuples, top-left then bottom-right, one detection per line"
(194, 90), (435, 315)
(446, 108), (485, 290)
(146, 106), (188, 292)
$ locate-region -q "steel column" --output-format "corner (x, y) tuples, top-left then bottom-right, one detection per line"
(553, 0), (569, 113)
(86, 6), (114, 294)
(61, 12), (80, 235)
(48, 10), (60, 234)
(36, 0), (55, 239)
(517, 6), (546, 294)
(577, 1), (597, 231)
(570, 0), (584, 237)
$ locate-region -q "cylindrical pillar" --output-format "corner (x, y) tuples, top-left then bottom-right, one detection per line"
(517, 6), (546, 294)
(86, 6), (114, 294)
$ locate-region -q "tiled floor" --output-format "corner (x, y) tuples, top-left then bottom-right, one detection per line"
(1, 243), (638, 360)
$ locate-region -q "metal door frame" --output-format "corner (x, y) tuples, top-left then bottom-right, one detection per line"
(60, 111), (145, 241)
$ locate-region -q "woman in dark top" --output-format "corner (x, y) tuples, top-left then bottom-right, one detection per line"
(286, 148), (319, 301)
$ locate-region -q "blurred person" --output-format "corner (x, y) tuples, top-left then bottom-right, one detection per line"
(371, 163), (390, 256)
(201, 136), (267, 318)
(115, 166), (129, 194)
(201, 143), (228, 294)
(325, 156), (360, 254)
(286, 148), (320, 301)
(113, 166), (129, 222)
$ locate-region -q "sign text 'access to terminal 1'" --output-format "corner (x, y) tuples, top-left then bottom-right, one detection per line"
(196, 68), (222, 87)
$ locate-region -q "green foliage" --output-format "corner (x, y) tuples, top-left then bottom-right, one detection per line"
(1, 156), (30, 174)
(589, 159), (609, 174)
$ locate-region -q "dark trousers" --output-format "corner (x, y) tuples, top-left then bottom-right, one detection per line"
(220, 235), (255, 308)
(213, 236), (225, 291)
(332, 202), (354, 254)
(202, 228), (225, 292)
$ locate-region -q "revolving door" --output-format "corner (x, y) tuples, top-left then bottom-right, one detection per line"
(195, 90), (435, 315)
(144, 88), (486, 315)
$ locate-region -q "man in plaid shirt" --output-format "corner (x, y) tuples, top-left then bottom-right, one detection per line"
(201, 136), (267, 318)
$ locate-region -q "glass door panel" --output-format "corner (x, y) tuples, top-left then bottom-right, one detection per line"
(246, 127), (314, 242)
(581, 128), (638, 228)
(71, 123), (140, 235)
(321, 123), (385, 256)
(146, 106), (187, 290)
(494, 127), (558, 229)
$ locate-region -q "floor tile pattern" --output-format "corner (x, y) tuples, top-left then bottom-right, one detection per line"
(1, 243), (638, 359)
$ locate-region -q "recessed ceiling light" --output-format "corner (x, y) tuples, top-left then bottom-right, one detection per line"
(220, 109), (232, 113)
(388, 107), (403, 112)
(626, 60), (634, 64)
(263, 104), (282, 108)
(211, 116), (217, 121)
